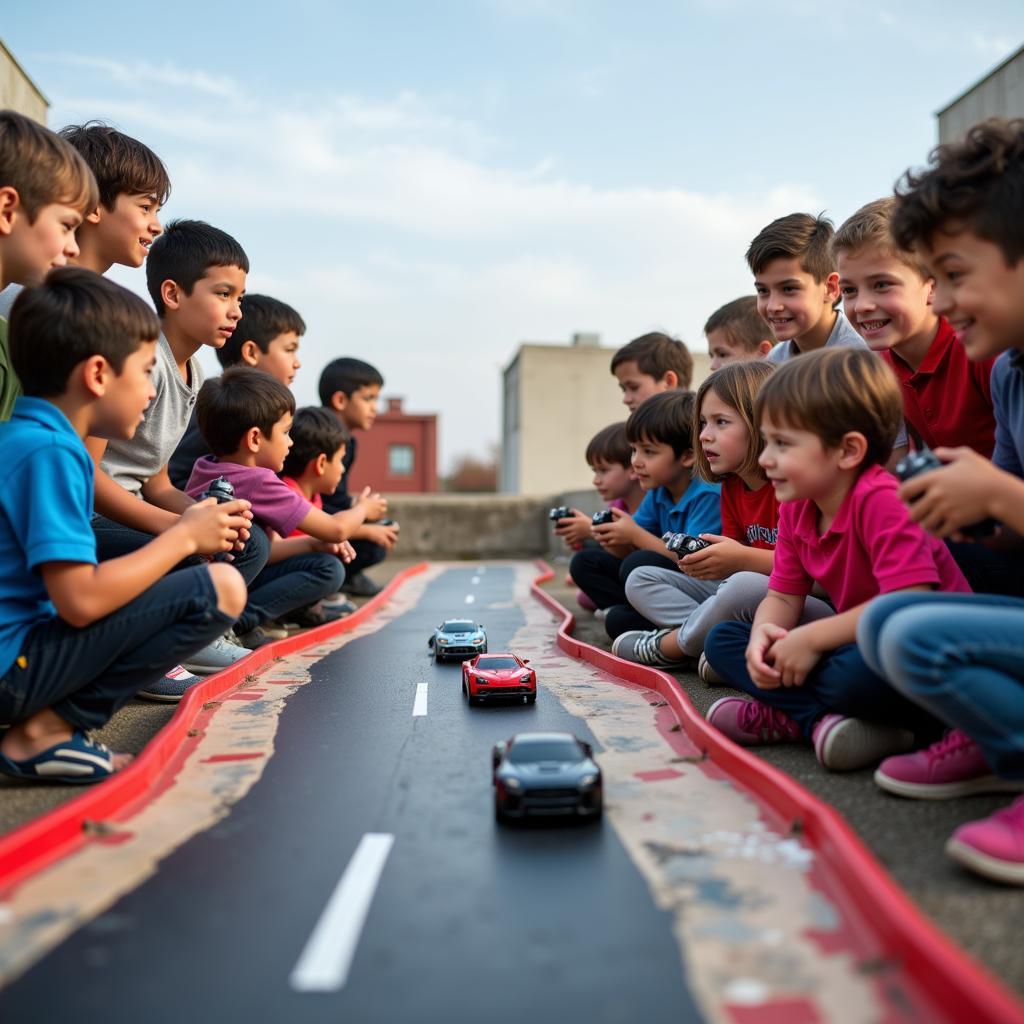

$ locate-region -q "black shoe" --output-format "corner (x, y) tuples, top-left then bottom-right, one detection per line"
(342, 572), (382, 597)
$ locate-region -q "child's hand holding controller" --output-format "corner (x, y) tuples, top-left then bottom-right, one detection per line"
(592, 507), (641, 548)
(177, 498), (253, 555)
(679, 535), (747, 579)
(553, 509), (592, 549)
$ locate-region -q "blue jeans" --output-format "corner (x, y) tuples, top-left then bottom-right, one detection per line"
(704, 620), (941, 739)
(236, 552), (345, 634)
(858, 592), (1024, 779)
(0, 566), (235, 731)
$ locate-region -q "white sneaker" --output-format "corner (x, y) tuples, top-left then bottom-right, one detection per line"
(697, 652), (725, 686)
(181, 633), (251, 675)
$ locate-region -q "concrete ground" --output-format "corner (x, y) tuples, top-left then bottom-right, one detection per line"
(541, 562), (1024, 996)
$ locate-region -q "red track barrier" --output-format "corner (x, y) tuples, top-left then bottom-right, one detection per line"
(530, 559), (1024, 1024)
(0, 562), (430, 890)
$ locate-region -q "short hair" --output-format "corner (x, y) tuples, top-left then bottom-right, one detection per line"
(216, 294), (306, 369)
(196, 366), (295, 457)
(693, 360), (775, 483)
(146, 219), (249, 317)
(703, 296), (771, 352)
(625, 390), (697, 459)
(610, 332), (693, 390)
(58, 121), (170, 211)
(755, 348), (902, 469)
(832, 198), (930, 279)
(0, 110), (98, 220)
(746, 212), (836, 282)
(282, 406), (350, 477)
(9, 267), (159, 397)
(892, 118), (1024, 266)
(318, 357), (384, 406)
(585, 422), (632, 468)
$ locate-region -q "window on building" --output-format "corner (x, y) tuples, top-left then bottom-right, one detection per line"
(389, 443), (415, 477)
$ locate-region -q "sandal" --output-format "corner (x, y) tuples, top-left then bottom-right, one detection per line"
(0, 729), (116, 784)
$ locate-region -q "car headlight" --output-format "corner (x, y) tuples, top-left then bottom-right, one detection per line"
(473, 638), (484, 644)
(438, 637), (450, 645)
(579, 774), (597, 788)
(503, 777), (522, 790)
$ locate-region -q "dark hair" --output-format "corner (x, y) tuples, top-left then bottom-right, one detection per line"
(755, 348), (902, 469)
(0, 109), (98, 220)
(58, 121), (170, 211)
(282, 406), (349, 477)
(9, 267), (159, 397)
(892, 118), (1024, 265)
(196, 366), (295, 456)
(610, 332), (693, 390)
(625, 390), (697, 458)
(318, 357), (384, 406)
(585, 422), (632, 468)
(746, 212), (836, 282)
(216, 294), (306, 369)
(703, 296), (771, 351)
(693, 361), (775, 483)
(146, 219), (249, 316)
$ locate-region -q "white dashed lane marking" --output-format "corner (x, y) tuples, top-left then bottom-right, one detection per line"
(289, 833), (395, 993)
(412, 683), (429, 717)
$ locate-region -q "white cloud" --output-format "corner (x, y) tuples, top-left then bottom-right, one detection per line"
(48, 55), (824, 473)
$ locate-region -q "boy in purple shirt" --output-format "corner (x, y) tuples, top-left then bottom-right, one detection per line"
(187, 368), (361, 647)
(703, 349), (968, 772)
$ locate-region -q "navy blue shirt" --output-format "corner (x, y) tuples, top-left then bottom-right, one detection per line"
(0, 398), (96, 677)
(991, 348), (1024, 479)
(633, 476), (721, 538)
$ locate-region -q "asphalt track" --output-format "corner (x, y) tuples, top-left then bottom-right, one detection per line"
(0, 566), (701, 1023)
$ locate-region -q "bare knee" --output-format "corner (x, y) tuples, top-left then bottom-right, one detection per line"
(208, 563), (247, 619)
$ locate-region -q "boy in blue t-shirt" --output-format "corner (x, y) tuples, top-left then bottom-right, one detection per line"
(570, 390), (720, 639)
(0, 268), (250, 784)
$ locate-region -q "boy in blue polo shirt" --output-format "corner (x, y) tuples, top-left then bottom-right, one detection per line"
(0, 268), (250, 784)
(570, 390), (720, 639)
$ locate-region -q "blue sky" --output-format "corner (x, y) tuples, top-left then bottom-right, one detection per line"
(4, 2), (1024, 471)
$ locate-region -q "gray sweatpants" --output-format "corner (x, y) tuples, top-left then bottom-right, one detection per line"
(625, 567), (833, 656)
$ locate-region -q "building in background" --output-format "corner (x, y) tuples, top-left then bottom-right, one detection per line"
(500, 331), (710, 494)
(0, 38), (48, 123)
(347, 396), (438, 494)
(937, 42), (1024, 143)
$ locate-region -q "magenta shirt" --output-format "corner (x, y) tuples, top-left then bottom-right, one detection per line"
(769, 464), (971, 612)
(186, 456), (310, 537)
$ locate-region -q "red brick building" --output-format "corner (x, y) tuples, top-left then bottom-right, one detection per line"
(347, 397), (438, 493)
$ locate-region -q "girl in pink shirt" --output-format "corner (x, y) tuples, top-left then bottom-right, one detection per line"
(703, 349), (970, 772)
(616, 361), (835, 670)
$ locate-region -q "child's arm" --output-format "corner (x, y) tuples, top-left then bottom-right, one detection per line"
(745, 589), (805, 688)
(87, 436), (181, 534)
(266, 533), (355, 565)
(41, 499), (251, 628)
(679, 537), (774, 579)
(141, 465), (195, 515)
(554, 510), (593, 549)
(352, 522), (399, 549)
(900, 446), (1024, 539)
(297, 503), (387, 546)
(593, 507), (668, 555)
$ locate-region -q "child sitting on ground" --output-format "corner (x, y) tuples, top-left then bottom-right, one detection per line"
(834, 197), (996, 456)
(705, 297), (774, 371)
(552, 421), (644, 551)
(610, 331), (693, 412)
(702, 348), (970, 772)
(0, 110), (97, 421)
(855, 118), (1024, 884)
(187, 368), (361, 647)
(319, 357), (394, 598)
(0, 269), (248, 782)
(169, 293), (306, 489)
(570, 391), (721, 639)
(613, 361), (834, 673)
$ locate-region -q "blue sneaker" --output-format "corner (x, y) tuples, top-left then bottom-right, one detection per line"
(138, 665), (203, 703)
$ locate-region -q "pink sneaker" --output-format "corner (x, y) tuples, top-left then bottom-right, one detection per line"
(875, 730), (1024, 800)
(706, 697), (802, 746)
(576, 590), (597, 612)
(811, 713), (914, 772)
(946, 795), (1024, 885)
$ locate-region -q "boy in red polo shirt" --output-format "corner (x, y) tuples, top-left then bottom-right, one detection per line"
(834, 197), (996, 456)
(702, 349), (970, 772)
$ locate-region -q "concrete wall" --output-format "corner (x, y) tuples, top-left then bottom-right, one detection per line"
(938, 45), (1024, 143)
(383, 489), (607, 561)
(0, 40), (48, 124)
